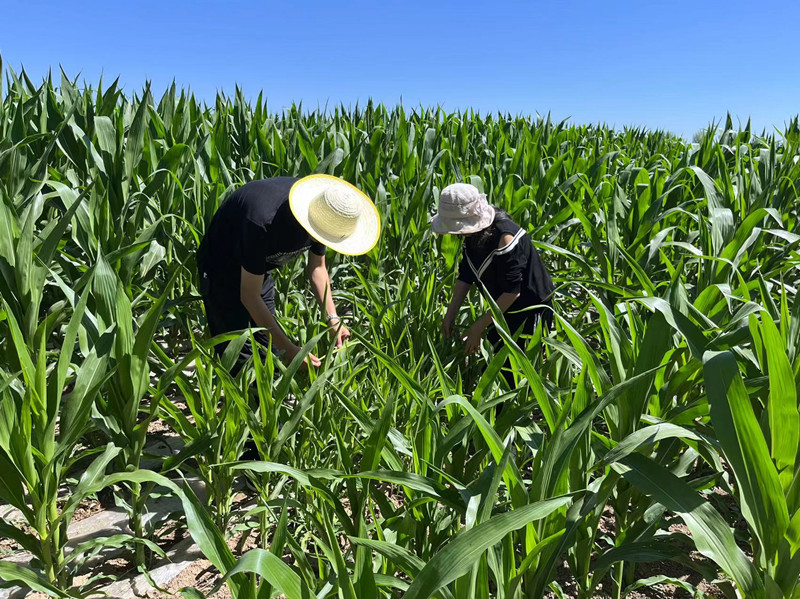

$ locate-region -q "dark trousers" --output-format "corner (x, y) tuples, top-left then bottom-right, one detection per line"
(487, 305), (551, 389)
(198, 268), (277, 371)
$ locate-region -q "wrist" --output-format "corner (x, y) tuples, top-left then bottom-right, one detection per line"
(273, 336), (295, 352)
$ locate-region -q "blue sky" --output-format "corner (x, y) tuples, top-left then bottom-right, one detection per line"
(2, 0), (798, 138)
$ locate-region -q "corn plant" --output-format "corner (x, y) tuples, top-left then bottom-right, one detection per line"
(155, 334), (254, 530)
(2, 58), (800, 598)
(89, 260), (180, 566)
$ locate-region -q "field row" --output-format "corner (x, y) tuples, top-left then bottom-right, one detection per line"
(1, 65), (799, 598)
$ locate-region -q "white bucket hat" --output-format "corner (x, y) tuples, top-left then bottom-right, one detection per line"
(431, 183), (496, 234)
(289, 175), (381, 256)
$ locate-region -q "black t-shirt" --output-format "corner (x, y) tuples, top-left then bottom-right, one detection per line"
(457, 214), (554, 313)
(198, 178), (326, 288)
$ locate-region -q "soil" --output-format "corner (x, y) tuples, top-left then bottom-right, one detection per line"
(0, 412), (740, 599)
(147, 559), (234, 599)
(547, 557), (723, 599)
(0, 537), (18, 559)
(8, 505), (725, 599)
(72, 497), (105, 523)
(148, 416), (177, 436)
(136, 525), (263, 599)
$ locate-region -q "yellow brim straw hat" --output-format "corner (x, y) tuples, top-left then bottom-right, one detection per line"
(289, 175), (381, 256)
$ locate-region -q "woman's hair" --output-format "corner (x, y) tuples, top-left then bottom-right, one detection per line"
(465, 208), (509, 252)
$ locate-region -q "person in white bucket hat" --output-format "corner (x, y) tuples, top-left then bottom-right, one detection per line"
(432, 183), (554, 386)
(198, 175), (380, 371)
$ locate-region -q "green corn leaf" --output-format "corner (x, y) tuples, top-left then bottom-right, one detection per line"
(593, 539), (683, 571)
(623, 575), (700, 598)
(130, 268), (179, 401)
(124, 87), (150, 183)
(58, 329), (116, 451)
(600, 422), (706, 467)
(0, 299), (36, 393)
(615, 452), (763, 598)
(403, 495), (573, 599)
(758, 315), (799, 489)
(437, 395), (526, 507)
(637, 297), (707, 359)
(0, 562), (71, 598)
(531, 365), (664, 502)
(342, 470), (464, 509)
(0, 519), (39, 554)
(349, 536), (426, 575)
(63, 533), (166, 566)
(704, 350), (789, 563)
(361, 393), (395, 473)
(210, 548), (313, 599)
(55, 443), (120, 526)
(349, 538), (456, 599)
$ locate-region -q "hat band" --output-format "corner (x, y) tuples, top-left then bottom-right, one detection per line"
(437, 194), (489, 217)
(432, 203), (495, 234)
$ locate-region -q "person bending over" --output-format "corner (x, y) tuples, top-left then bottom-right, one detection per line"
(197, 175), (380, 370)
(432, 183), (554, 384)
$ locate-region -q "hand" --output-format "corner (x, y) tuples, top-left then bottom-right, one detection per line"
(441, 315), (455, 339)
(285, 344), (322, 369)
(464, 322), (485, 355)
(328, 319), (351, 348)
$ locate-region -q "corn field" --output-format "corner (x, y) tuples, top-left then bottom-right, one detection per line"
(1, 60), (799, 599)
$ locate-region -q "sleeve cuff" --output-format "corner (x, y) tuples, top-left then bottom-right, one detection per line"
(241, 264), (267, 276)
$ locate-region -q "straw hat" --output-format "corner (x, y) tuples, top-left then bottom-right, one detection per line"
(289, 175), (381, 256)
(431, 183), (496, 234)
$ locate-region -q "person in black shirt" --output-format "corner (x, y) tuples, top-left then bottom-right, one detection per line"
(432, 183), (554, 366)
(197, 175), (380, 370)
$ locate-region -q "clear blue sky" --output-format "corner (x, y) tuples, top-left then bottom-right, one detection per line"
(2, 0), (798, 138)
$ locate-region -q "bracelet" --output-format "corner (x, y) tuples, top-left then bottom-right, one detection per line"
(325, 313), (340, 322)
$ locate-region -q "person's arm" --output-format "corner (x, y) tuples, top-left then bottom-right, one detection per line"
(306, 252), (351, 348)
(464, 233), (522, 354)
(240, 267), (321, 367)
(442, 280), (472, 338)
(444, 249), (478, 338)
(464, 291), (521, 354)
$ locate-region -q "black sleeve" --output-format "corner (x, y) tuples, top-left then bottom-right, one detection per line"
(496, 245), (525, 294)
(310, 240), (326, 256)
(240, 219), (269, 275)
(457, 255), (476, 285)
